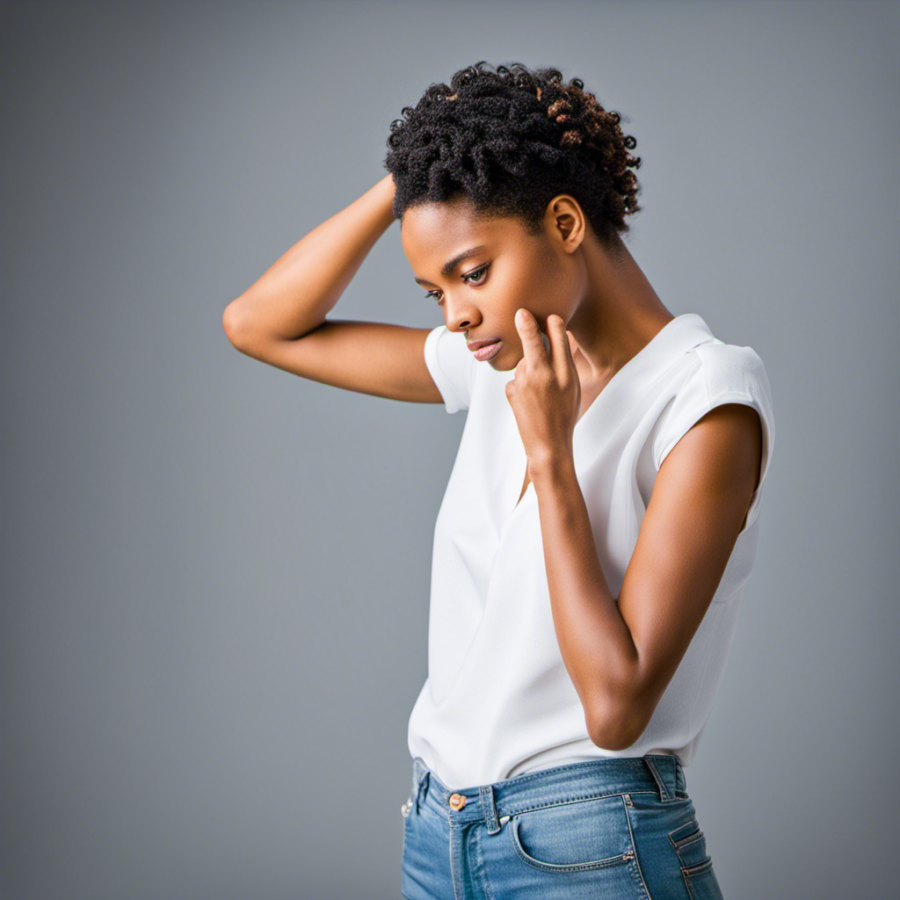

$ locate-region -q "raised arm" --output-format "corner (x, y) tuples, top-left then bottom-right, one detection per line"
(221, 174), (442, 404)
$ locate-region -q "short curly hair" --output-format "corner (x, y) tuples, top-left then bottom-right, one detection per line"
(384, 61), (642, 251)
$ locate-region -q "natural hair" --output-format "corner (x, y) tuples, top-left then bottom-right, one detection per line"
(384, 61), (642, 251)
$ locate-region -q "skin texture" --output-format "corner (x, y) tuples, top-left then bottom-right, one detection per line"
(401, 194), (763, 751)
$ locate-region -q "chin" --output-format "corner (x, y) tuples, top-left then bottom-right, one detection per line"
(490, 348), (519, 371)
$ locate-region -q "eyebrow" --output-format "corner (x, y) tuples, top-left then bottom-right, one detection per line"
(413, 246), (489, 286)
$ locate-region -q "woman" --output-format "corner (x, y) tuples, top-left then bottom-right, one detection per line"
(223, 61), (774, 900)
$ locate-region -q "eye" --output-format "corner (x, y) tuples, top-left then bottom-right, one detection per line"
(462, 263), (490, 286)
(423, 263), (491, 304)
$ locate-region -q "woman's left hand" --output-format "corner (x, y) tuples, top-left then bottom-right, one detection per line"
(505, 309), (582, 473)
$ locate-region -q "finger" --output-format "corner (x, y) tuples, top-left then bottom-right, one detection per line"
(511, 355), (527, 382)
(515, 308), (547, 369)
(546, 314), (573, 381)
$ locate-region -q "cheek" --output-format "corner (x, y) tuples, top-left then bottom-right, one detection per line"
(495, 250), (567, 324)
(526, 266), (574, 317)
(529, 246), (572, 302)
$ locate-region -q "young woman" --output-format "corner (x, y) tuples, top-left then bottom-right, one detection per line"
(223, 61), (774, 900)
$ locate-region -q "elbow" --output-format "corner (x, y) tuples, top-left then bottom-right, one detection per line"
(588, 723), (641, 754)
(222, 299), (243, 344)
(587, 694), (649, 753)
(222, 298), (254, 351)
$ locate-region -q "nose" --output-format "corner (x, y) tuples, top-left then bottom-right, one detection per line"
(444, 294), (480, 333)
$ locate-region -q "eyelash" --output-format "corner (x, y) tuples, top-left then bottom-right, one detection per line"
(424, 264), (490, 303)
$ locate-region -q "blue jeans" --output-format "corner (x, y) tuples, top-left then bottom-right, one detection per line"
(400, 754), (724, 900)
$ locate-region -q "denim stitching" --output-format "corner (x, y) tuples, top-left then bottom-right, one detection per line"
(677, 832), (706, 853)
(621, 793), (654, 900)
(668, 818), (701, 850)
(672, 824), (712, 900)
(474, 821), (494, 900)
(479, 783), (500, 834)
(497, 787), (673, 819)
(683, 858), (715, 876)
(448, 817), (458, 899)
(425, 756), (671, 796)
(683, 866), (699, 900)
(503, 789), (638, 817)
(509, 814), (634, 873)
(500, 758), (649, 787)
(644, 756), (680, 803)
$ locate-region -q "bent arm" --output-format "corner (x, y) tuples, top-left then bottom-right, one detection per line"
(221, 175), (443, 404)
(223, 174), (396, 346)
(531, 403), (763, 751)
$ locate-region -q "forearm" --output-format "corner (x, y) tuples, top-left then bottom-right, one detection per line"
(530, 452), (642, 750)
(223, 174), (396, 344)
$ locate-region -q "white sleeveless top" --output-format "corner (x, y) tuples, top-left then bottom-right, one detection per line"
(408, 313), (775, 789)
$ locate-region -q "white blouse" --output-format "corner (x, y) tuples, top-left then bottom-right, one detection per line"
(408, 313), (775, 789)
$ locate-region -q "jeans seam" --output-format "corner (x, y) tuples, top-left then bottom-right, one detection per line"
(475, 822), (495, 900)
(502, 789), (646, 817)
(448, 818), (458, 899)
(497, 758), (650, 787)
(622, 793), (654, 900)
(682, 864), (699, 900)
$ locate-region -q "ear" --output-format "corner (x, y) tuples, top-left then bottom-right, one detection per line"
(542, 194), (587, 254)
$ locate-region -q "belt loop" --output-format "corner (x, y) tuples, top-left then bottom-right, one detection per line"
(414, 770), (429, 815)
(411, 758), (430, 815)
(675, 757), (686, 795)
(644, 755), (677, 803)
(479, 783), (501, 835)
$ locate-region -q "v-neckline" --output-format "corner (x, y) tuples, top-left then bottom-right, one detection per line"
(505, 313), (687, 519)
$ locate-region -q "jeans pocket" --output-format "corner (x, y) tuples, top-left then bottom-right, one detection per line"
(508, 793), (637, 873)
(668, 818), (724, 900)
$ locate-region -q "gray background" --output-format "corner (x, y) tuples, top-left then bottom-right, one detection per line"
(2, 1), (897, 898)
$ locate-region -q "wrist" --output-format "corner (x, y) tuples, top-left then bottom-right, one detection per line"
(377, 172), (396, 210)
(529, 447), (576, 487)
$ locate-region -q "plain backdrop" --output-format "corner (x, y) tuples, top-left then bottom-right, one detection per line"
(2, 1), (897, 898)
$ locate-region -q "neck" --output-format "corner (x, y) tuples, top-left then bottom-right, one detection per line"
(567, 237), (674, 386)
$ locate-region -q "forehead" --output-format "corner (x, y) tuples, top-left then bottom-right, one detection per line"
(400, 199), (528, 267)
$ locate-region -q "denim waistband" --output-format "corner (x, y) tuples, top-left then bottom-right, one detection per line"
(409, 755), (686, 835)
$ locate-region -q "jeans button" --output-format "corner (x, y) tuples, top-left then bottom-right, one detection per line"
(449, 793), (466, 810)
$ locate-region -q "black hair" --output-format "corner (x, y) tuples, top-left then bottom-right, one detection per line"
(384, 61), (642, 252)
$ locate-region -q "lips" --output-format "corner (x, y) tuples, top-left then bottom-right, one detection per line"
(472, 340), (503, 362)
(466, 338), (501, 351)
